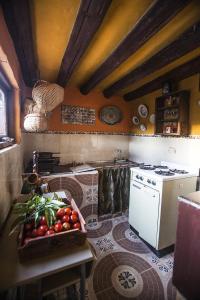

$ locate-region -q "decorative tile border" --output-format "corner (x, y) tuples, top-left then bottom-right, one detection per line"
(22, 130), (130, 136)
(129, 133), (200, 139)
(22, 130), (200, 139)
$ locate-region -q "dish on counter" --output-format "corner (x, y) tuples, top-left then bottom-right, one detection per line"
(138, 104), (148, 118)
(132, 116), (140, 125)
(140, 124), (147, 131)
(99, 106), (122, 125)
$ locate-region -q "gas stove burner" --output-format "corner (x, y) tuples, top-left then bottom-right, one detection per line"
(169, 169), (189, 174)
(155, 170), (175, 176)
(139, 164), (155, 170)
(154, 165), (168, 169)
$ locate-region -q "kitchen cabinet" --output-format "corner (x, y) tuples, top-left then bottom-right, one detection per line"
(155, 90), (190, 136)
(173, 192), (200, 300)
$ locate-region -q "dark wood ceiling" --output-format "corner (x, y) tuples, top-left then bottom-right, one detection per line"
(1, 0), (200, 101)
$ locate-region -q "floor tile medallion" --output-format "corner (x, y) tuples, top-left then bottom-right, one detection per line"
(92, 252), (164, 299)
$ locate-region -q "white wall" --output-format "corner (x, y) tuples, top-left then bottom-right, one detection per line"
(129, 135), (200, 168)
(22, 133), (129, 166)
(0, 145), (22, 228)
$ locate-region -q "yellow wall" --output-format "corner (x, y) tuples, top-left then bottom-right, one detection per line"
(128, 74), (200, 135)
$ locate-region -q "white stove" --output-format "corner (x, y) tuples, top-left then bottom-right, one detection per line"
(129, 161), (198, 256)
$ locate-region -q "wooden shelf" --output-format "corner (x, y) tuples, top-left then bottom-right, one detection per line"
(41, 267), (80, 296)
(155, 90), (190, 136)
(160, 119), (179, 122)
(157, 105), (179, 111)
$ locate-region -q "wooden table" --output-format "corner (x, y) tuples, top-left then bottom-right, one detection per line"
(0, 195), (94, 300)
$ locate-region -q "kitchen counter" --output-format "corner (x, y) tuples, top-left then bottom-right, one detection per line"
(86, 160), (139, 169)
(180, 191), (200, 206)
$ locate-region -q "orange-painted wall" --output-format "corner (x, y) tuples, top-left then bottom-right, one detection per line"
(47, 86), (132, 133)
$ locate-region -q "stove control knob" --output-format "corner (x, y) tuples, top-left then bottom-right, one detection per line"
(152, 181), (156, 186)
(147, 179), (151, 184)
(139, 176), (144, 181)
(136, 175), (140, 179)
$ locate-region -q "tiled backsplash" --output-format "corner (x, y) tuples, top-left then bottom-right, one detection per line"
(22, 133), (129, 166)
(129, 135), (200, 167)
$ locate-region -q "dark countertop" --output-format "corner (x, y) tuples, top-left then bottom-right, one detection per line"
(25, 160), (139, 177)
(87, 160), (139, 169)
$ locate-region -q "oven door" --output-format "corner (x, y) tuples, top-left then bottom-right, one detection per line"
(129, 180), (160, 248)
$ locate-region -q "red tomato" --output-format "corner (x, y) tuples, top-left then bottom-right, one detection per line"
(24, 223), (33, 231)
(71, 210), (78, 216)
(40, 216), (47, 225)
(54, 223), (63, 232)
(32, 228), (38, 238)
(41, 225), (48, 232)
(46, 230), (55, 235)
(62, 215), (70, 223)
(73, 222), (81, 230)
(64, 207), (72, 216)
(70, 214), (78, 223)
(56, 208), (65, 218)
(49, 225), (55, 231)
(55, 219), (62, 224)
(37, 226), (46, 236)
(62, 222), (71, 231)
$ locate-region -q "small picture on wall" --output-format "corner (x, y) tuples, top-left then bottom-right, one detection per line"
(61, 105), (96, 125)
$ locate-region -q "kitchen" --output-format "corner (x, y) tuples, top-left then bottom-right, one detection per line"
(1, 0), (200, 299)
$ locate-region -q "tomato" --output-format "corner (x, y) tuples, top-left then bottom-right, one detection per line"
(46, 230), (55, 235)
(49, 225), (55, 231)
(64, 207), (72, 216)
(62, 215), (70, 223)
(54, 223), (63, 232)
(56, 208), (65, 218)
(55, 219), (62, 224)
(70, 214), (78, 223)
(73, 222), (81, 230)
(24, 223), (33, 231)
(71, 210), (78, 216)
(40, 216), (47, 226)
(41, 225), (48, 232)
(62, 222), (71, 231)
(32, 228), (38, 238)
(37, 226), (46, 236)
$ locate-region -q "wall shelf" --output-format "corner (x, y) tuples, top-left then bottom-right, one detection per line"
(155, 90), (190, 136)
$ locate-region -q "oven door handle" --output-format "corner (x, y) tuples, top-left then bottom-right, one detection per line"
(132, 183), (142, 190)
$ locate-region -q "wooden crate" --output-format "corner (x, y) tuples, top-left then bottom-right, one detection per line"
(18, 198), (87, 261)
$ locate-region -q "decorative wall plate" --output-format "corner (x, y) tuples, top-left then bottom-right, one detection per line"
(149, 114), (155, 124)
(138, 104), (148, 118)
(140, 124), (147, 131)
(99, 106), (122, 125)
(132, 116), (140, 125)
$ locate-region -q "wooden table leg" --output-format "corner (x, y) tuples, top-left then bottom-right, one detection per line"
(80, 264), (86, 300)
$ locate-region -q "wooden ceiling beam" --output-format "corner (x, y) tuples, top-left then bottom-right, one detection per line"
(103, 23), (200, 98)
(124, 56), (200, 101)
(57, 0), (112, 87)
(80, 0), (190, 95)
(1, 0), (38, 87)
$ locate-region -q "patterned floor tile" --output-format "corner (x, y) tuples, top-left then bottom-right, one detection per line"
(93, 252), (165, 299)
(112, 221), (150, 254)
(53, 216), (175, 300)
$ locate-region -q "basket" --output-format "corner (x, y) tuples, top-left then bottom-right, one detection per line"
(32, 80), (64, 113)
(24, 113), (48, 132)
(18, 198), (87, 261)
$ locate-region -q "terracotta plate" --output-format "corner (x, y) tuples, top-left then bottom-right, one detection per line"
(100, 106), (122, 125)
